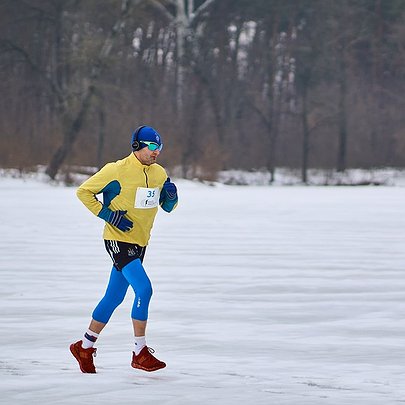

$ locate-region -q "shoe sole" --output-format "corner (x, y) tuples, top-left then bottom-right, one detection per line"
(131, 362), (166, 372)
(70, 344), (96, 374)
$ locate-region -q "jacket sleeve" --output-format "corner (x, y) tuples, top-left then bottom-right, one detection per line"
(76, 163), (118, 217)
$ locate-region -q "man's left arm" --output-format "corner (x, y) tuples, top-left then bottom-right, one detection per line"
(159, 177), (178, 212)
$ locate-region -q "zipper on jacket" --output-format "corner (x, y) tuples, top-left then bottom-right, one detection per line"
(143, 168), (149, 187)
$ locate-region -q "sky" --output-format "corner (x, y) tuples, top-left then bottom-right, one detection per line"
(0, 175), (404, 404)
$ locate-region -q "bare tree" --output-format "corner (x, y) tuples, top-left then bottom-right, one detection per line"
(1, 0), (405, 179)
(146, 0), (217, 112)
(45, 0), (134, 179)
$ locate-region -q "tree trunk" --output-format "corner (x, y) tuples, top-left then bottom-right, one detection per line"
(336, 44), (348, 173)
(97, 102), (106, 169)
(45, 86), (95, 179)
(175, 0), (187, 113)
(301, 87), (310, 183)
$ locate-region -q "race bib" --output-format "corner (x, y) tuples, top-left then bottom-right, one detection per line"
(134, 187), (160, 209)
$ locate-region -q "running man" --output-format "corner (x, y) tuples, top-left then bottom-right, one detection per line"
(70, 125), (178, 373)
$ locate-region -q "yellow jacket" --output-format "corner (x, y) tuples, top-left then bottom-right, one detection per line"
(77, 152), (170, 246)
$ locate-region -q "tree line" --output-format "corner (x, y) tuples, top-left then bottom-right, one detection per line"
(1, 0), (404, 182)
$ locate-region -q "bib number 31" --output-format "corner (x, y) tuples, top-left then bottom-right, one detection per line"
(134, 187), (160, 209)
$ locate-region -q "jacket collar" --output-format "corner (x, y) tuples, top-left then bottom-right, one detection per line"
(129, 151), (150, 170)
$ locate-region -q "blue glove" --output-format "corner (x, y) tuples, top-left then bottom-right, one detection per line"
(98, 206), (133, 232)
(162, 177), (177, 200)
(107, 210), (133, 231)
(160, 177), (178, 212)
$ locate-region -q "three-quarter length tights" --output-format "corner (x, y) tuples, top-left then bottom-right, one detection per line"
(92, 259), (153, 323)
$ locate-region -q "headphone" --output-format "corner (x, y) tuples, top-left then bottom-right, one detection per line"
(131, 125), (147, 151)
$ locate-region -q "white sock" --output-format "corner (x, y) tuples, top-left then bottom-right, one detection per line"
(134, 336), (146, 355)
(82, 329), (99, 349)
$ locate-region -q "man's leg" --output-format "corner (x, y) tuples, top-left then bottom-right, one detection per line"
(70, 266), (129, 373)
(87, 319), (107, 334)
(133, 319), (147, 337)
(121, 260), (166, 371)
(122, 259), (152, 354)
(121, 259), (153, 322)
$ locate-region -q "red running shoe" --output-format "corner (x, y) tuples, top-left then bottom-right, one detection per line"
(131, 347), (166, 372)
(70, 340), (97, 373)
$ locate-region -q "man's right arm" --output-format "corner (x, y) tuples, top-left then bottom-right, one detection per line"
(76, 164), (116, 217)
(76, 164), (133, 232)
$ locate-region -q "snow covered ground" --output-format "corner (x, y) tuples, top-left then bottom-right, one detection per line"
(0, 176), (404, 404)
(217, 167), (405, 186)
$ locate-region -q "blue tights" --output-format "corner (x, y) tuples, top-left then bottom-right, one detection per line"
(92, 259), (153, 323)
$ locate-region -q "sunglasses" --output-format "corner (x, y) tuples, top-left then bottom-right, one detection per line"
(141, 141), (163, 152)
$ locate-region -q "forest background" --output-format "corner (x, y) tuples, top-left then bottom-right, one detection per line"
(1, 0), (405, 182)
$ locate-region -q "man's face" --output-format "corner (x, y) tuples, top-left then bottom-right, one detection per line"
(134, 146), (160, 166)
